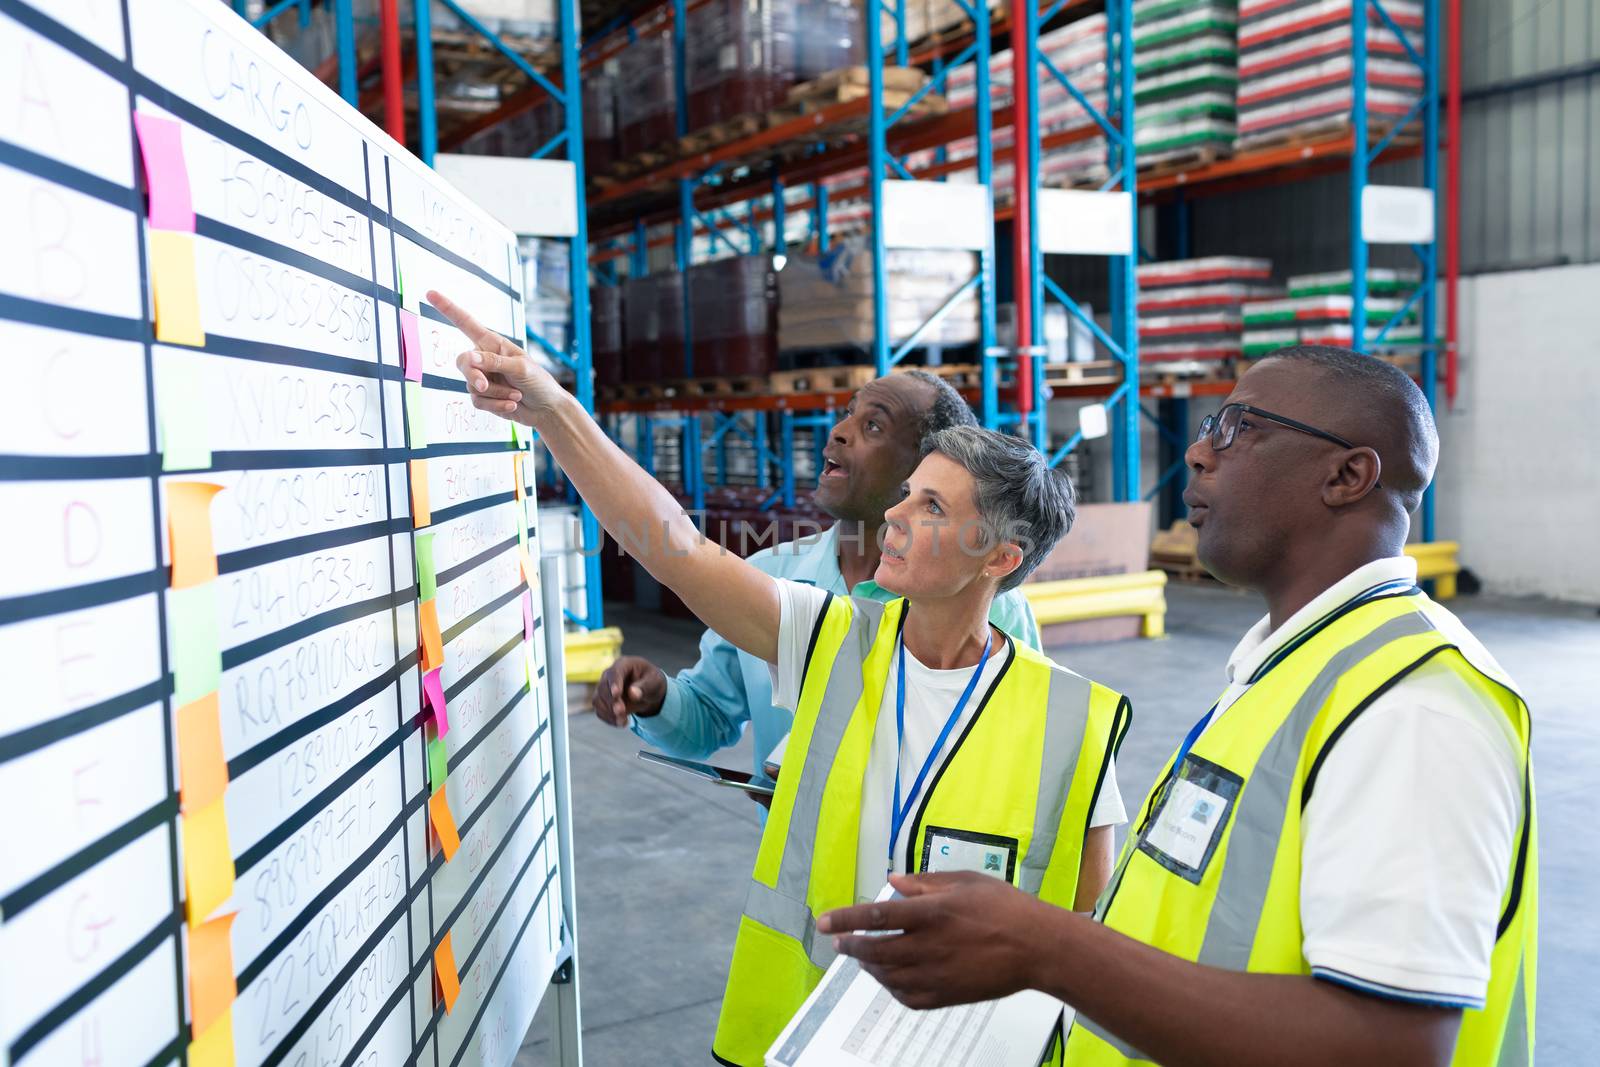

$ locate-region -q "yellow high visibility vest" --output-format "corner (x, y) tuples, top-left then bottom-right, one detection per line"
(1066, 588), (1537, 1067)
(712, 595), (1130, 1066)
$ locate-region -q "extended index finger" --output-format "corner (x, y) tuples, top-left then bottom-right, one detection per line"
(426, 290), (497, 348)
(816, 895), (932, 936)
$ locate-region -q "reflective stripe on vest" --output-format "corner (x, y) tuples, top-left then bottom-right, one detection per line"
(1018, 669), (1093, 895)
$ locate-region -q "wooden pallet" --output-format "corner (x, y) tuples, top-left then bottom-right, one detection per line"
(1041, 360), (1122, 388)
(894, 362), (983, 389)
(1138, 143), (1231, 180)
(769, 365), (878, 395)
(671, 375), (768, 398)
(1236, 118), (1423, 158)
(678, 113), (765, 155)
(787, 65), (929, 103)
(603, 381), (675, 402)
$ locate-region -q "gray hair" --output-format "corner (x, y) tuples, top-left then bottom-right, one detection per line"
(922, 425), (1075, 593)
(898, 369), (979, 442)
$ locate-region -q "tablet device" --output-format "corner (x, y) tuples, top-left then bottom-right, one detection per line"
(638, 750), (777, 797)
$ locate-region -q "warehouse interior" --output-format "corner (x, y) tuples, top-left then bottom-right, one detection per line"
(239, 0), (1595, 1062)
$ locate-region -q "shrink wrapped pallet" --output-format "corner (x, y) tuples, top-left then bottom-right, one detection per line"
(689, 257), (780, 379)
(1137, 256), (1277, 365)
(619, 31), (678, 157)
(1133, 0), (1238, 166)
(777, 239), (981, 353)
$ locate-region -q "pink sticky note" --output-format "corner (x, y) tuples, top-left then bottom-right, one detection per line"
(401, 309), (423, 383)
(132, 112), (195, 232)
(521, 590), (535, 644)
(423, 667), (449, 736)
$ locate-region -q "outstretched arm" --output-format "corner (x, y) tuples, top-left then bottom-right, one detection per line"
(430, 290), (780, 663)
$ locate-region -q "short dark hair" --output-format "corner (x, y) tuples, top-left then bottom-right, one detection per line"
(899, 369), (978, 446)
(922, 425), (1076, 593)
(1259, 344), (1439, 511)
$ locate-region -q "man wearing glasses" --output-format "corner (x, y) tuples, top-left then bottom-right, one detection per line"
(816, 346), (1536, 1067)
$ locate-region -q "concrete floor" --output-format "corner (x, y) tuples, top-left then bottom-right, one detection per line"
(518, 583), (1599, 1065)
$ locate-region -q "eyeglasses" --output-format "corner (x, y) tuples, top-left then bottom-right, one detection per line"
(1197, 404), (1379, 488)
(1197, 403), (1359, 453)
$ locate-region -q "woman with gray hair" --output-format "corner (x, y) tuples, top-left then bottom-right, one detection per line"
(430, 290), (1130, 1067)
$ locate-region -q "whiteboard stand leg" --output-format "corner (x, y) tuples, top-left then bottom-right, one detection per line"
(540, 554), (584, 1067)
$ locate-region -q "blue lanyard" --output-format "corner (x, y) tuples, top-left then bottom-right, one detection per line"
(890, 627), (993, 870)
(1171, 703), (1217, 773)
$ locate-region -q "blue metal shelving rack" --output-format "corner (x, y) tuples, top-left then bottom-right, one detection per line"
(244, 0), (607, 629)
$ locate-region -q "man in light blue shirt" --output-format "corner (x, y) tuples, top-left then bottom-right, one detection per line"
(592, 371), (1042, 784)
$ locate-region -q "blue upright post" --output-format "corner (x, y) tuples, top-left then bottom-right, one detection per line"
(1025, 0), (1047, 451)
(866, 0), (891, 377)
(816, 183), (831, 253)
(1350, 0), (1369, 352)
(559, 0), (603, 628)
(416, 0), (437, 163)
(1111, 0), (1140, 501)
(1419, 0), (1439, 542)
(772, 177), (787, 260)
(975, 0), (1000, 429)
(334, 0), (358, 104)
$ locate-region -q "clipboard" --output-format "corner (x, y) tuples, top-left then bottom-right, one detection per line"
(638, 750), (777, 797)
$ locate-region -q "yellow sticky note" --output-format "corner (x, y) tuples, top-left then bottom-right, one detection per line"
(434, 932), (461, 1013)
(410, 460), (431, 527)
(189, 912), (237, 1037)
(418, 599), (444, 672)
(169, 481), (223, 589)
(518, 545), (535, 588)
(149, 229), (206, 347)
(405, 382), (428, 448)
(188, 1003), (234, 1067)
(176, 692), (227, 812)
(429, 787), (460, 861)
(183, 798), (234, 926)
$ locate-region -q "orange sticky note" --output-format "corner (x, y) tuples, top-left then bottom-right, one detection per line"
(188, 912), (237, 1037)
(149, 229), (206, 347)
(183, 798), (234, 926)
(419, 599), (444, 672)
(518, 544), (535, 588)
(434, 932), (461, 1013)
(168, 481), (222, 589)
(176, 692), (227, 812)
(410, 460), (431, 527)
(187, 1002), (234, 1067)
(429, 788), (460, 861)
(512, 452), (525, 501)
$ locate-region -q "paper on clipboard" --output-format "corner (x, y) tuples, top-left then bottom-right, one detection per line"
(766, 888), (1067, 1067)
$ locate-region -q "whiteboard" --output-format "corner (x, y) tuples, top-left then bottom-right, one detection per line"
(0, 2), (570, 1066)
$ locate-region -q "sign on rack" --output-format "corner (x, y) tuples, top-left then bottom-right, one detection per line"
(0, 1), (574, 1065)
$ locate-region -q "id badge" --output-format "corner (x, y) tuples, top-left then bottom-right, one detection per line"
(1137, 754), (1243, 884)
(920, 826), (1018, 882)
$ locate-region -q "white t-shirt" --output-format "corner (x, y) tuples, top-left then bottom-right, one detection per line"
(769, 580), (1127, 905)
(1205, 557), (1524, 1008)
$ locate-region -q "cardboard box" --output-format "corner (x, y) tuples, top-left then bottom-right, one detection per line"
(1029, 501), (1153, 645)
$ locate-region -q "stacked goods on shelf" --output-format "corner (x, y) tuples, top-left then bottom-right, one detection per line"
(1136, 256), (1277, 371)
(1241, 269), (1422, 355)
(435, 0), (558, 40)
(798, 0), (865, 80)
(520, 237), (573, 375)
(946, 15), (1111, 201)
(584, 59), (620, 174)
(1133, 0), (1239, 166)
(886, 0), (1001, 48)
(622, 271), (686, 383)
(619, 31), (678, 158)
(777, 238), (980, 354)
(689, 257), (780, 379)
(1236, 0), (1423, 150)
(592, 284), (625, 382)
(686, 0), (798, 131)
(261, 0), (379, 68)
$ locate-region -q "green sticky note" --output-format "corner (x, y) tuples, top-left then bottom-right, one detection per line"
(396, 263), (405, 306)
(405, 382), (428, 449)
(516, 516), (529, 552)
(169, 583), (221, 704)
(428, 736), (449, 792)
(511, 422), (530, 450)
(415, 532), (437, 601)
(158, 357), (210, 472)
